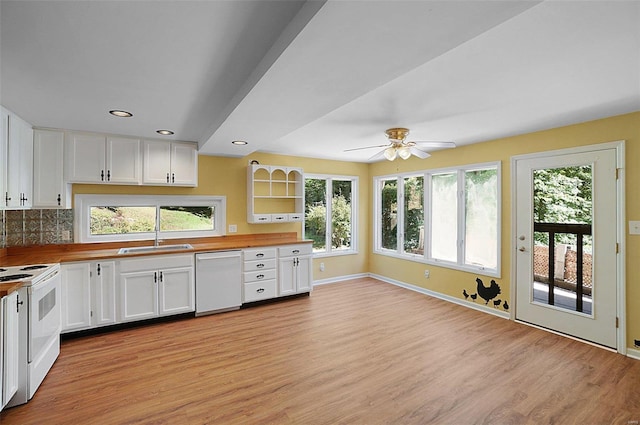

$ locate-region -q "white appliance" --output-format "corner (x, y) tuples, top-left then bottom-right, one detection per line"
(195, 251), (242, 315)
(1, 263), (61, 407)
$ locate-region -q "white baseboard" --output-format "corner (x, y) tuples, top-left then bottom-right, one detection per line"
(369, 273), (510, 319)
(313, 273), (369, 286)
(627, 347), (640, 361)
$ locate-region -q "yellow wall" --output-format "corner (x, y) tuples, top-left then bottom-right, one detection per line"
(73, 152), (370, 281)
(73, 111), (639, 349)
(368, 111), (640, 349)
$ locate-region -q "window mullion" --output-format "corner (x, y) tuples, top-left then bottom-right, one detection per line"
(457, 171), (465, 265)
(397, 177), (404, 254)
(325, 178), (332, 253)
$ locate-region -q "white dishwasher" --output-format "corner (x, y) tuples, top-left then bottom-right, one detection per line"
(195, 251), (242, 316)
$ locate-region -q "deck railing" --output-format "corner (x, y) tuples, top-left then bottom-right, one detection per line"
(533, 222), (592, 313)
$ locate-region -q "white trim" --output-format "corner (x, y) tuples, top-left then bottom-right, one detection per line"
(313, 273), (369, 286)
(515, 319), (617, 353)
(369, 273), (510, 319)
(627, 348), (640, 361)
(510, 140), (626, 354)
(75, 194), (226, 243)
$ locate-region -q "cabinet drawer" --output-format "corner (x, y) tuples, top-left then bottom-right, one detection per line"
(244, 258), (276, 272)
(243, 269), (276, 283)
(271, 214), (288, 222)
(252, 214), (272, 223)
(243, 280), (277, 303)
(288, 213), (304, 222)
(243, 248), (276, 261)
(278, 244), (313, 257)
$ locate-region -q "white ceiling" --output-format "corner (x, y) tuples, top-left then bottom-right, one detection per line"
(2, 1), (639, 163)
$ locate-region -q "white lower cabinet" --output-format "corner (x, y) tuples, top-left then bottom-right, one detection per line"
(93, 262), (116, 327)
(242, 243), (313, 302)
(119, 254), (194, 322)
(278, 244), (313, 296)
(61, 261), (117, 332)
(61, 262), (92, 332)
(1, 292), (19, 410)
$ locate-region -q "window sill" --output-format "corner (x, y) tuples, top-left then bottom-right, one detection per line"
(373, 250), (500, 279)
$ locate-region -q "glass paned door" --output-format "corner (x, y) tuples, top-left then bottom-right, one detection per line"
(514, 148), (618, 349)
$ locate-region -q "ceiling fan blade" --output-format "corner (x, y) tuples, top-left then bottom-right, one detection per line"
(344, 144), (390, 152)
(368, 149), (387, 161)
(409, 146), (431, 159)
(412, 141), (456, 148)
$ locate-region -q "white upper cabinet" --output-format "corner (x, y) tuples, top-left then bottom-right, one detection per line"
(65, 132), (141, 184)
(2, 108), (33, 209)
(142, 140), (197, 187)
(33, 129), (71, 208)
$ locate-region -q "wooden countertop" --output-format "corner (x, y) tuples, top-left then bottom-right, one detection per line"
(0, 232), (310, 297)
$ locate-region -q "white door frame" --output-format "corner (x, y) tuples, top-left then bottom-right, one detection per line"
(510, 140), (626, 354)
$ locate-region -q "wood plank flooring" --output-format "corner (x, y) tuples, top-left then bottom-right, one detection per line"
(2, 277), (639, 424)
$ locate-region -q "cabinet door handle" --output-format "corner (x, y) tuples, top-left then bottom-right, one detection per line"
(172, 173), (175, 183)
(257, 288), (265, 293)
(256, 263), (264, 268)
(256, 274), (264, 280)
(97, 264), (101, 276)
(160, 271), (163, 282)
(107, 170), (111, 181)
(57, 194), (61, 206)
(5, 192), (11, 206)
(154, 272), (157, 283)
(16, 295), (23, 313)
(166, 173), (170, 183)
(101, 170), (105, 181)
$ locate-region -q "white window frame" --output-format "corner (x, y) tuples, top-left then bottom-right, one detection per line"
(75, 194), (226, 243)
(304, 174), (358, 257)
(373, 161), (501, 278)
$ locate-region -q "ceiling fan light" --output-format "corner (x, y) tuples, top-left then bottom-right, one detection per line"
(398, 146), (412, 160)
(384, 147), (397, 161)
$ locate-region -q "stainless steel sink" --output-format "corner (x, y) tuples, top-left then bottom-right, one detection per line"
(117, 244), (194, 254)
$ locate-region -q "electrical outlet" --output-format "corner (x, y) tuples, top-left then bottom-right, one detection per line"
(629, 221), (640, 235)
(228, 224), (237, 233)
(319, 262), (325, 272)
(424, 269), (430, 278)
(634, 339), (640, 347)
(61, 230), (71, 240)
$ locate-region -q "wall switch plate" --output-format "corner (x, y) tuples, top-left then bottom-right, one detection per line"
(629, 221), (640, 235)
(319, 262), (325, 272)
(424, 270), (430, 278)
(228, 224), (237, 233)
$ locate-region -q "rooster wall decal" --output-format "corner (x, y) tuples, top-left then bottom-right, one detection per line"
(476, 278), (501, 305)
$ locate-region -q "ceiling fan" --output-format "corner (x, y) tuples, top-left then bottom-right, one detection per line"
(345, 127), (456, 161)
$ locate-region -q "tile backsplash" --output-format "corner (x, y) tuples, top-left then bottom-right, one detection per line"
(1, 209), (74, 247)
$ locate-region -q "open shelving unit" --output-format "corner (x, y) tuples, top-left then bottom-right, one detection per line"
(247, 164), (304, 223)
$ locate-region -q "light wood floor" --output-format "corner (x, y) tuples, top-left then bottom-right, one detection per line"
(2, 278), (639, 424)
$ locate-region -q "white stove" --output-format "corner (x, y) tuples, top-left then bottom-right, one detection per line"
(4, 263), (61, 408)
(0, 263), (60, 285)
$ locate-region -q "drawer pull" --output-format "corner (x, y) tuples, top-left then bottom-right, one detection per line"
(256, 253), (264, 258)
(292, 249), (300, 254)
(257, 288), (265, 293)
(256, 274), (264, 279)
(256, 263), (265, 268)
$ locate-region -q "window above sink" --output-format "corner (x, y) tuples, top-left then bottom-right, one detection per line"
(75, 195), (226, 243)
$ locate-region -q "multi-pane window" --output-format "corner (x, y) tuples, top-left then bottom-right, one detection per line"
(374, 162), (500, 276)
(304, 175), (357, 255)
(77, 195), (225, 242)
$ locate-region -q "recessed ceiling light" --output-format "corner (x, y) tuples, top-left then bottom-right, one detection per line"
(156, 130), (174, 136)
(109, 109), (133, 118)
(232, 140), (248, 145)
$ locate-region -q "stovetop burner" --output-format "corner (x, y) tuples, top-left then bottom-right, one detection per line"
(0, 274), (33, 282)
(20, 265), (49, 271)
